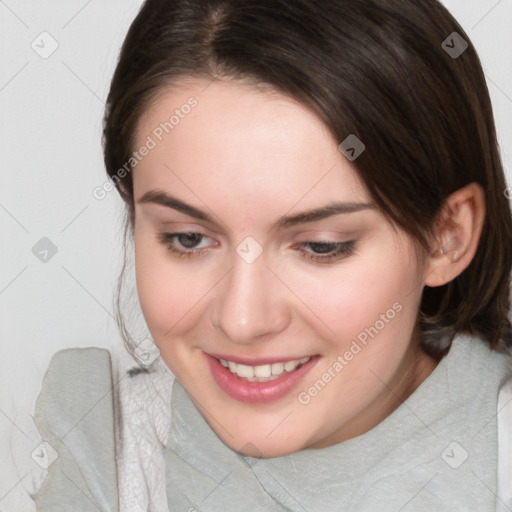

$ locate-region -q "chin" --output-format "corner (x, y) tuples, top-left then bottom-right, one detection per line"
(215, 422), (315, 459)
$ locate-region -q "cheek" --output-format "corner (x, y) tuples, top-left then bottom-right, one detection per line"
(134, 231), (188, 339)
(134, 239), (166, 335)
(295, 239), (421, 346)
(134, 233), (218, 342)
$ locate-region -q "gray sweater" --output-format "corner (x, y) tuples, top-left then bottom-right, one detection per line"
(32, 333), (512, 511)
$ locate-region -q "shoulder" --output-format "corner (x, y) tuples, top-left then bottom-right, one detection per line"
(452, 334), (512, 510)
(42, 346), (113, 380)
(443, 333), (512, 392)
(497, 369), (512, 510)
(35, 346), (114, 431)
(35, 347), (115, 435)
(33, 346), (119, 511)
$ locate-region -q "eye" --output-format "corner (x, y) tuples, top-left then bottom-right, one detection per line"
(157, 232), (356, 264)
(294, 240), (356, 263)
(156, 231), (215, 259)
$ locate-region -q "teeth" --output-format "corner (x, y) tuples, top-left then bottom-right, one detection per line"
(254, 364), (271, 378)
(236, 364), (254, 378)
(219, 356), (311, 381)
(271, 362), (284, 375)
(284, 360), (298, 372)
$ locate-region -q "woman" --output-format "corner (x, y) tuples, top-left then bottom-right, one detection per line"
(30, 0), (512, 510)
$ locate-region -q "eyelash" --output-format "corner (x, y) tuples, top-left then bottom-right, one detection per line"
(156, 232), (356, 264)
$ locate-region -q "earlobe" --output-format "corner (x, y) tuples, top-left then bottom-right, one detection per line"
(424, 183), (485, 288)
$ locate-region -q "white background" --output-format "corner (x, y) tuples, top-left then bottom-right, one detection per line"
(0, 0), (511, 509)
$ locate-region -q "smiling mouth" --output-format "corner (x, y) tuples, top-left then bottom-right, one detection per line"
(217, 356), (313, 382)
(205, 352), (321, 403)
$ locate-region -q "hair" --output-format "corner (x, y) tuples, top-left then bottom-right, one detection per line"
(102, 0), (512, 364)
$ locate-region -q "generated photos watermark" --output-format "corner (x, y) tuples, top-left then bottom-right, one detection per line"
(93, 97), (198, 200)
(297, 301), (403, 405)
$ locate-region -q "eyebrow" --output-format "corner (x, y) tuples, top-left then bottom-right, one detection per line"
(136, 189), (376, 230)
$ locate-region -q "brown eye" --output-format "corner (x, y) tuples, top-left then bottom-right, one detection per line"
(156, 232), (214, 259)
(296, 240), (356, 263)
(176, 232), (203, 248)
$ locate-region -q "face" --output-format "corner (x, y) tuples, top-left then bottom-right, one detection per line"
(132, 78), (437, 457)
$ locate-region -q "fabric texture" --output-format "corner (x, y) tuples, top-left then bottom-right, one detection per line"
(29, 333), (512, 512)
(113, 357), (174, 512)
(32, 348), (119, 512)
(164, 333), (512, 511)
(496, 373), (512, 512)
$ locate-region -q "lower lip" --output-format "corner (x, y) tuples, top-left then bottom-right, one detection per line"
(204, 353), (320, 404)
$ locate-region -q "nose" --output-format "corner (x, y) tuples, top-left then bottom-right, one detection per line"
(212, 250), (290, 345)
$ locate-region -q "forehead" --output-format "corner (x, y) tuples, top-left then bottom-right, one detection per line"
(132, 79), (370, 214)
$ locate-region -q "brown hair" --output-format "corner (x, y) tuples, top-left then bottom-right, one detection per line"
(102, 0), (512, 361)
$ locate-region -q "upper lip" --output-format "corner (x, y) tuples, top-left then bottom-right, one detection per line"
(206, 352), (317, 366)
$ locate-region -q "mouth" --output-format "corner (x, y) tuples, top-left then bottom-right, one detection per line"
(204, 352), (320, 403)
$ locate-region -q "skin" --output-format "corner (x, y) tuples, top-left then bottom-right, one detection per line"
(130, 78), (474, 458)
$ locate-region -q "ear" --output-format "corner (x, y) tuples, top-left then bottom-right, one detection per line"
(424, 182), (486, 287)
